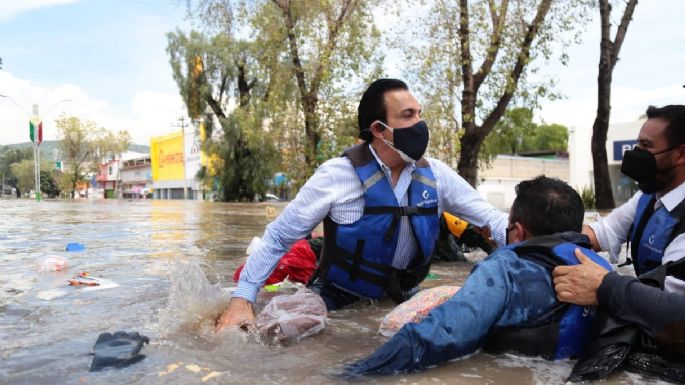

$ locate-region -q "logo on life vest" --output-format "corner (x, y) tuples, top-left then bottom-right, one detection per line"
(582, 306), (594, 318)
(649, 234), (656, 245)
(422, 190), (429, 199)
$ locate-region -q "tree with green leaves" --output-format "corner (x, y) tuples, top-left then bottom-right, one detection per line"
(170, 0), (381, 197)
(40, 169), (62, 198)
(56, 116), (130, 198)
(591, 0), (638, 210)
(255, 0), (382, 175)
(394, 0), (590, 185)
(0, 146), (33, 197)
(9, 159), (56, 197)
(482, 107), (567, 158)
(167, 28), (279, 201)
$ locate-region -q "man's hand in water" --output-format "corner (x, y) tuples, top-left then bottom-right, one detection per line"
(215, 297), (256, 333)
(553, 248), (609, 306)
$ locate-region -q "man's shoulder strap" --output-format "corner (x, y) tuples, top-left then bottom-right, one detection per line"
(342, 144), (374, 168)
(511, 235), (566, 271)
(343, 143), (431, 169)
(667, 197), (685, 244)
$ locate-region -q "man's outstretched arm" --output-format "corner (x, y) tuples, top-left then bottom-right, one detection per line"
(345, 250), (560, 376)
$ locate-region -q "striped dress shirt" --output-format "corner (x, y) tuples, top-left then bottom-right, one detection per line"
(234, 145), (508, 303)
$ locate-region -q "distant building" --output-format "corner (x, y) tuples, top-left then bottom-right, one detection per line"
(150, 128), (207, 200)
(120, 156), (152, 199)
(94, 151), (148, 199)
(96, 159), (119, 199)
(477, 153), (569, 210)
(568, 120), (642, 206)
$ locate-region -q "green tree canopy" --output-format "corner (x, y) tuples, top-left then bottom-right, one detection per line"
(56, 116), (130, 198)
(167, 28), (279, 201)
(391, 0), (591, 185)
(169, 0), (383, 198)
(0, 146), (33, 195)
(9, 159), (56, 196)
(482, 107), (568, 158)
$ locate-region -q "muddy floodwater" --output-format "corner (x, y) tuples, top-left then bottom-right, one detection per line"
(0, 199), (673, 385)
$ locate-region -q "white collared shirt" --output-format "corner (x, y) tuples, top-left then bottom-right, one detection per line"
(234, 144), (508, 303)
(589, 181), (685, 293)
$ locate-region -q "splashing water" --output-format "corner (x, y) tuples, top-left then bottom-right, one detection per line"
(159, 260), (230, 337)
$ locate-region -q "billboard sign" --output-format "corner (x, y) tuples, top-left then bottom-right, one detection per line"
(613, 140), (638, 161)
(151, 132), (185, 181)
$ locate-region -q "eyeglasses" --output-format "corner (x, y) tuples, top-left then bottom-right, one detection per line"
(505, 224), (515, 242)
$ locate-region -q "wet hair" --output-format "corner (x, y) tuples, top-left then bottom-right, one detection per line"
(510, 176), (584, 237)
(357, 78), (408, 142)
(646, 105), (685, 147)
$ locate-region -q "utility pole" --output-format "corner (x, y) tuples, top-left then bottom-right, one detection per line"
(1, 95), (71, 201)
(172, 116), (189, 199)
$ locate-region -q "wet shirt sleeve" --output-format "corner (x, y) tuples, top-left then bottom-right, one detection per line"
(233, 159), (348, 303)
(428, 158), (508, 247)
(346, 250), (556, 374)
(598, 271), (685, 338)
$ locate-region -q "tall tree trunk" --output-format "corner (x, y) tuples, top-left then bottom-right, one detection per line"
(458, 127), (483, 184)
(457, 0), (552, 186)
(591, 0), (614, 209)
(592, 0), (638, 210)
(273, 0), (355, 174)
(302, 92), (320, 170)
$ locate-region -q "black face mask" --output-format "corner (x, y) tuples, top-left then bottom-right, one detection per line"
(621, 146), (677, 194)
(380, 120), (430, 161)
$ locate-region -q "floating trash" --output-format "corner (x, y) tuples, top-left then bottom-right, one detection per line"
(40, 255), (68, 272)
(66, 242), (86, 252)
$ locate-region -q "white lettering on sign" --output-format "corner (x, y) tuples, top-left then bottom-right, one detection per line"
(621, 143), (636, 155)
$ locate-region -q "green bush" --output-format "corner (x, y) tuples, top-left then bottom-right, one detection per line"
(578, 185), (596, 210)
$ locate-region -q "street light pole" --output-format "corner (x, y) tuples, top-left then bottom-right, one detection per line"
(32, 104), (42, 201)
(1, 95), (72, 201)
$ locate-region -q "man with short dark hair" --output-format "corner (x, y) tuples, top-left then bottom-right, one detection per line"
(344, 176), (612, 375)
(553, 105), (685, 381)
(216, 78), (508, 330)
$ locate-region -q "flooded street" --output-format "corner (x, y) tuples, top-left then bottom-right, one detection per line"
(0, 200), (671, 385)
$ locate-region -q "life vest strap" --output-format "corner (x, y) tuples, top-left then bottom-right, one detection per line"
(363, 205), (437, 241)
(329, 253), (388, 288)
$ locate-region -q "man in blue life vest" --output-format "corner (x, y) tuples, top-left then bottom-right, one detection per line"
(553, 105), (685, 382)
(216, 79), (508, 331)
(343, 176), (612, 376)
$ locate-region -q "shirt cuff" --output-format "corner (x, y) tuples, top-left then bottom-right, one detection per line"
(233, 281), (260, 303)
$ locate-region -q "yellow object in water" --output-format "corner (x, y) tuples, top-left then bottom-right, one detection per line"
(158, 363), (180, 377)
(443, 212), (469, 237)
(202, 371), (222, 382)
(265, 206), (277, 217)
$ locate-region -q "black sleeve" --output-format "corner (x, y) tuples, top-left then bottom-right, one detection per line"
(597, 272), (685, 338)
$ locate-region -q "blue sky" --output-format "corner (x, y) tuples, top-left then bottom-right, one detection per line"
(0, 0), (683, 147)
(0, 0), (189, 145)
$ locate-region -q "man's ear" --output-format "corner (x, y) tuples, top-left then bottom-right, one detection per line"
(370, 121), (384, 139)
(675, 145), (685, 165)
(512, 222), (527, 243)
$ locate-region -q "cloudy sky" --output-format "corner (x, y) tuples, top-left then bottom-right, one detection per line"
(0, 0), (683, 147)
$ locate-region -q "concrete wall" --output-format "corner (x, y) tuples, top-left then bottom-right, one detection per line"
(477, 155), (569, 210)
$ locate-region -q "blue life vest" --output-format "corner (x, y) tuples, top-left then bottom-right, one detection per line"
(318, 144), (439, 302)
(629, 194), (685, 275)
(485, 234), (613, 359)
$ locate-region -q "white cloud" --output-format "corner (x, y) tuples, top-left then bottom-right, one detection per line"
(0, 71), (188, 147)
(538, 84), (684, 133)
(0, 0), (78, 22)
